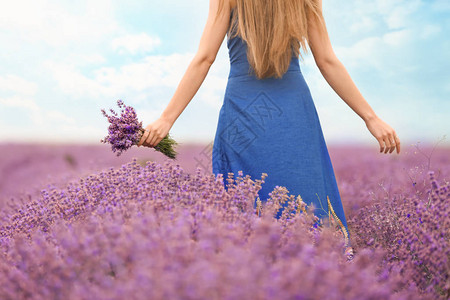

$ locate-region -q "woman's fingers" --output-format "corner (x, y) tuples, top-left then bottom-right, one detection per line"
(138, 129), (161, 148)
(148, 132), (164, 148)
(389, 138), (396, 153)
(387, 132), (400, 154)
(378, 137), (385, 153)
(382, 137), (390, 154)
(389, 139), (395, 153)
(138, 130), (149, 147)
(367, 117), (400, 155)
(383, 137), (392, 154)
(145, 130), (155, 147)
(138, 129), (155, 147)
(394, 134), (401, 154)
(381, 133), (400, 154)
(150, 135), (159, 148)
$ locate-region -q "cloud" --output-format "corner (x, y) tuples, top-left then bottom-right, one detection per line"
(45, 53), (191, 101)
(46, 110), (76, 125)
(43, 61), (111, 98)
(371, 0), (422, 29)
(0, 0), (119, 47)
(94, 53), (195, 90)
(0, 95), (39, 112)
(112, 33), (162, 55)
(0, 95), (77, 128)
(0, 74), (76, 129)
(66, 54), (107, 66)
(334, 36), (384, 71)
(420, 24), (441, 39)
(44, 52), (210, 99)
(53, 124), (105, 143)
(350, 16), (376, 33)
(0, 75), (42, 124)
(382, 29), (412, 47)
(0, 75), (38, 96)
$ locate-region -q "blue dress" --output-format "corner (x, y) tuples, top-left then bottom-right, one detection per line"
(212, 9), (351, 249)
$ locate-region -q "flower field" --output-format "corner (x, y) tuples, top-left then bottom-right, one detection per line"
(0, 142), (448, 299)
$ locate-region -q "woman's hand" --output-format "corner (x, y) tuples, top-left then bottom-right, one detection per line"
(138, 116), (174, 148)
(365, 117), (401, 154)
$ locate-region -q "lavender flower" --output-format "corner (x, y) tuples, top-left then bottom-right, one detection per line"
(0, 143), (448, 299)
(101, 100), (178, 159)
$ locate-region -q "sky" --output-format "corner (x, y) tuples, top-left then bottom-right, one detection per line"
(0, 0), (449, 147)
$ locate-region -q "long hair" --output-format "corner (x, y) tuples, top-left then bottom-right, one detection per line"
(215, 0), (327, 79)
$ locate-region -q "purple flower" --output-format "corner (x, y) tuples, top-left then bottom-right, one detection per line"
(100, 100), (178, 159)
(100, 100), (143, 156)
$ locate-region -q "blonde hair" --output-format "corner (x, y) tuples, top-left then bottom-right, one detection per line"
(215, 0), (327, 79)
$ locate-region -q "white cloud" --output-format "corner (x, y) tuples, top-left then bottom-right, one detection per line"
(55, 124), (105, 143)
(0, 0), (119, 47)
(45, 53), (196, 98)
(112, 33), (162, 55)
(46, 110), (76, 125)
(335, 36), (384, 71)
(334, 0), (423, 36)
(382, 29), (412, 47)
(0, 95), (77, 128)
(43, 46), (231, 118)
(0, 75), (42, 124)
(94, 53), (191, 89)
(333, 27), (413, 73)
(0, 95), (39, 112)
(67, 54), (107, 66)
(0, 95), (45, 125)
(43, 61), (110, 98)
(0, 75), (38, 96)
(196, 72), (228, 109)
(375, 0), (422, 29)
(350, 16), (377, 33)
(138, 108), (166, 124)
(420, 24), (441, 39)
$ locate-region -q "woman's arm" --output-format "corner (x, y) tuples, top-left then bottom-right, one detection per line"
(138, 0), (232, 148)
(307, 0), (400, 154)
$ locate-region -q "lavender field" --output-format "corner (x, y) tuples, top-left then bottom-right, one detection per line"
(0, 142), (448, 299)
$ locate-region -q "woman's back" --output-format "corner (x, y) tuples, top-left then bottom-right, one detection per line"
(212, 3), (351, 250)
(227, 9), (302, 80)
(219, 0), (326, 79)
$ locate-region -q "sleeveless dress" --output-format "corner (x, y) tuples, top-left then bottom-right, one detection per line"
(211, 8), (351, 249)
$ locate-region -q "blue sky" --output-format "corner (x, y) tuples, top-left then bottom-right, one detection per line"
(0, 0), (449, 147)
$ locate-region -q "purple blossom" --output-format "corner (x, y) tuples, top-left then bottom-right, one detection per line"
(0, 143), (447, 299)
(100, 100), (144, 156)
(100, 100), (178, 159)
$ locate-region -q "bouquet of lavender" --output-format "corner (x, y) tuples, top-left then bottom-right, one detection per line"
(101, 100), (178, 159)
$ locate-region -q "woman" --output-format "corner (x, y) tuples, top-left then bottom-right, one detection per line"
(138, 0), (400, 259)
